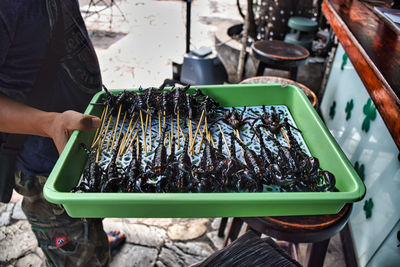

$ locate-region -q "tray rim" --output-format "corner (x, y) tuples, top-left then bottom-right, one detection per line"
(44, 83), (366, 216)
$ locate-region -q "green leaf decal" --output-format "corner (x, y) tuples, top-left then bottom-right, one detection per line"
(363, 198), (374, 219)
(362, 98), (377, 133)
(345, 99), (354, 121)
(329, 101), (336, 120)
(354, 161), (365, 181)
(341, 53), (348, 70)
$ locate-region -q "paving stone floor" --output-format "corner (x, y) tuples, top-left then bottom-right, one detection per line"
(1, 0), (346, 266)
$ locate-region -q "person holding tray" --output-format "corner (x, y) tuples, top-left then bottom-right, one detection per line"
(0, 0), (125, 266)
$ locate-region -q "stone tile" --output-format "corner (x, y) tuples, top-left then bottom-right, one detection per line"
(167, 219), (208, 241)
(206, 230), (225, 250)
(173, 241), (214, 257)
(0, 203), (7, 213)
(109, 243), (158, 267)
(155, 260), (167, 267)
(324, 233), (345, 267)
(12, 199), (27, 220)
(0, 211), (11, 227)
(158, 247), (183, 267)
(0, 221), (37, 262)
(210, 218), (222, 231)
(103, 219), (167, 248)
(164, 242), (205, 266)
(133, 218), (173, 229)
(15, 253), (43, 267)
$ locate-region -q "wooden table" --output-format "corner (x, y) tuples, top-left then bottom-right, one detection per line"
(322, 0), (400, 149)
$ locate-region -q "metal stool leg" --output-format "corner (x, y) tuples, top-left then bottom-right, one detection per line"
(223, 217), (244, 247)
(256, 62), (267, 76)
(289, 67), (298, 81)
(305, 239), (330, 267)
(218, 217), (229, 237)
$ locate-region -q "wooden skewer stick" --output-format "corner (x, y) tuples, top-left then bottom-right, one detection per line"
(177, 107), (181, 149)
(120, 112), (136, 150)
(98, 114), (113, 156)
(190, 109), (205, 152)
(203, 116), (215, 149)
(158, 110), (161, 138)
(119, 114), (136, 157)
(114, 111), (127, 151)
(122, 117), (140, 156)
(218, 124), (230, 157)
(280, 128), (291, 148)
(144, 109), (150, 152)
(149, 112), (153, 151)
(91, 105), (108, 148)
(136, 134), (139, 159)
(196, 121), (205, 154)
(164, 131), (169, 146)
(168, 131), (172, 154)
(123, 125), (139, 157)
(188, 111), (193, 151)
(96, 142), (101, 163)
(179, 125), (186, 141)
(107, 104), (122, 152)
(262, 128), (272, 138)
(139, 110), (147, 156)
(209, 129), (216, 149)
(236, 129), (244, 158)
(163, 111), (166, 129)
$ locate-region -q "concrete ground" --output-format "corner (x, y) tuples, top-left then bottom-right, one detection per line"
(0, 0), (346, 266)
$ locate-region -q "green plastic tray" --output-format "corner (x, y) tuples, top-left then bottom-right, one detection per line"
(44, 84), (365, 218)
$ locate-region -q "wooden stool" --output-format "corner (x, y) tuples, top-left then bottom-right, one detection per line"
(240, 76), (318, 108)
(220, 204), (352, 267)
(251, 40), (309, 81)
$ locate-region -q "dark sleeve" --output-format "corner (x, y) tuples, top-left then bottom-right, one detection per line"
(0, 1), (20, 99)
(0, 9), (12, 67)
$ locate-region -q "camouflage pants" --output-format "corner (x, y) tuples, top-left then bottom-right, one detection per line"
(14, 170), (110, 267)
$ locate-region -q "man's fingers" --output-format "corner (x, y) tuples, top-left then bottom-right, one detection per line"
(80, 114), (101, 131)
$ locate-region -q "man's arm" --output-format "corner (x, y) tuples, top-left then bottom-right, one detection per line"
(0, 92), (100, 154)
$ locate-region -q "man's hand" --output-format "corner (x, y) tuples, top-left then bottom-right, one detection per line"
(48, 111), (101, 154)
(0, 92), (100, 155)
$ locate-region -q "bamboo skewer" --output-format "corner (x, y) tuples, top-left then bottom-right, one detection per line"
(122, 117), (140, 156)
(91, 105), (108, 148)
(209, 130), (215, 149)
(107, 104), (122, 152)
(280, 128), (290, 147)
(158, 110), (161, 137)
(120, 113), (136, 150)
(177, 107), (180, 149)
(149, 112), (152, 151)
(114, 111), (127, 151)
(139, 110), (147, 156)
(179, 125), (186, 141)
(218, 124), (230, 157)
(163, 111), (166, 129)
(98, 114), (113, 156)
(144, 109), (150, 152)
(262, 128), (272, 138)
(96, 142), (101, 163)
(196, 121), (205, 154)
(235, 129), (244, 158)
(168, 132), (172, 154)
(136, 134), (139, 159)
(190, 109), (205, 152)
(188, 111), (193, 151)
